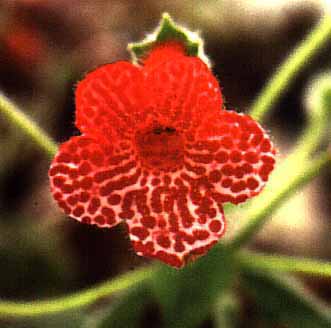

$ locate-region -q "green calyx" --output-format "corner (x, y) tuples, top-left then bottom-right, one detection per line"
(128, 13), (210, 66)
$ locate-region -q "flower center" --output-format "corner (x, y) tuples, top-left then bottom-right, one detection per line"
(135, 125), (184, 171)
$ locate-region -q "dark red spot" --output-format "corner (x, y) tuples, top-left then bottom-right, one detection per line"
(101, 207), (115, 218)
(155, 251), (182, 268)
(95, 215), (106, 225)
(119, 210), (134, 219)
(189, 153), (213, 164)
(140, 177), (147, 186)
(247, 177), (259, 190)
(174, 240), (185, 252)
(163, 175), (171, 185)
(213, 193), (232, 203)
(190, 245), (210, 255)
(181, 233), (195, 244)
(53, 192), (62, 201)
(169, 213), (179, 232)
(220, 137), (233, 149)
(62, 184), (74, 193)
(209, 170), (222, 183)
(261, 174), (269, 182)
(88, 197), (100, 214)
(151, 188), (163, 213)
(58, 201), (71, 214)
(260, 164), (274, 176)
(81, 216), (91, 224)
(68, 169), (79, 179)
(79, 192), (90, 202)
(158, 217), (167, 228)
(235, 194), (248, 203)
(215, 151), (229, 163)
(73, 206), (84, 217)
(107, 194), (121, 205)
(49, 165), (70, 176)
(193, 229), (210, 240)
(251, 133), (263, 146)
(53, 176), (65, 188)
(141, 216), (156, 229)
(156, 235), (171, 248)
(67, 195), (78, 206)
(151, 178), (161, 186)
(238, 140), (249, 151)
(260, 139), (271, 152)
(209, 220), (222, 233)
(80, 177), (93, 189)
(230, 150), (242, 163)
(245, 151), (259, 164)
(221, 164), (234, 176)
(261, 155), (275, 165)
(221, 178), (232, 188)
(242, 163), (253, 174)
(131, 227), (149, 240)
(99, 170), (141, 196)
(231, 181), (246, 193)
(198, 215), (207, 224)
(234, 166), (245, 179)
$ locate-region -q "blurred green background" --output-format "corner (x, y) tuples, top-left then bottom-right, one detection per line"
(0, 1), (330, 327)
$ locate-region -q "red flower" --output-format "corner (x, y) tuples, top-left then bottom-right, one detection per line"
(49, 43), (276, 268)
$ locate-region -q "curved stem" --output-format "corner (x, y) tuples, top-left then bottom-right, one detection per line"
(229, 151), (331, 250)
(0, 266), (155, 317)
(238, 250), (331, 277)
(249, 15), (331, 122)
(0, 93), (58, 158)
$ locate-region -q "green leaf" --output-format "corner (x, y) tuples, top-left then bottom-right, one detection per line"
(213, 291), (240, 328)
(93, 283), (153, 328)
(241, 268), (331, 328)
(128, 13), (210, 66)
(150, 245), (236, 328)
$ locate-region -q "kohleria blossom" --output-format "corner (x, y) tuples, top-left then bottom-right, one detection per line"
(49, 42), (276, 268)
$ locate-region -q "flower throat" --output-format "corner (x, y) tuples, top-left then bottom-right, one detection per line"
(135, 125), (184, 171)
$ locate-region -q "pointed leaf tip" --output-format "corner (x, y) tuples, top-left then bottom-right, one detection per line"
(128, 13), (211, 66)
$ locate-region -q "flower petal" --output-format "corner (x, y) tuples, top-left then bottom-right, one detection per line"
(142, 42), (186, 68)
(126, 174), (226, 268)
(190, 110), (276, 204)
(75, 61), (144, 140)
(144, 56), (223, 131)
(49, 135), (142, 227)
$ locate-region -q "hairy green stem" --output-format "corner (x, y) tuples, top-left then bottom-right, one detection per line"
(229, 151), (331, 250)
(249, 15), (331, 122)
(238, 250), (331, 277)
(0, 93), (58, 158)
(0, 266), (155, 317)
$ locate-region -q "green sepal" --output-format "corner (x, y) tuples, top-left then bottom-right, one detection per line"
(128, 13), (211, 66)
